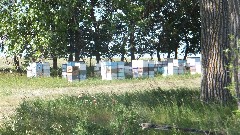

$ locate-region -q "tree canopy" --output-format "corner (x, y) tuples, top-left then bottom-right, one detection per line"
(0, 0), (201, 64)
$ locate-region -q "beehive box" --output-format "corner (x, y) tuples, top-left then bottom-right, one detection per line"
(62, 61), (87, 82)
(173, 59), (187, 75)
(155, 61), (168, 75)
(94, 63), (101, 76)
(62, 64), (67, 78)
(27, 62), (50, 77)
(101, 61), (125, 80)
(167, 59), (174, 75)
(42, 62), (50, 77)
(66, 66), (80, 82)
(186, 57), (201, 74)
(132, 60), (155, 78)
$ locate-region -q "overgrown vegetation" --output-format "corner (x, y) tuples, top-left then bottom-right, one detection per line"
(0, 86), (239, 134)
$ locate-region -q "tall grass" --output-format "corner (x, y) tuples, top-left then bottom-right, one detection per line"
(1, 87), (239, 135)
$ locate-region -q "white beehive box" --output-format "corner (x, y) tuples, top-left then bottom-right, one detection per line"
(27, 62), (42, 77)
(101, 61), (125, 80)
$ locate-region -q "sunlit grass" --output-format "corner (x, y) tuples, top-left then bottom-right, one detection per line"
(0, 87), (239, 134)
(0, 72), (201, 91)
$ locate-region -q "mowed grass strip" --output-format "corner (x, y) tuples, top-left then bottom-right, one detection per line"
(0, 73), (201, 126)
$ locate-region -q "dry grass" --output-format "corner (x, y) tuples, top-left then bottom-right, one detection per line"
(0, 74), (201, 125)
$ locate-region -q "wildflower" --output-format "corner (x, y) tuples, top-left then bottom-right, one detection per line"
(92, 99), (97, 105)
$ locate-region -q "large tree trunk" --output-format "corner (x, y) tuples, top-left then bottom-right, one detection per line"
(200, 0), (232, 103)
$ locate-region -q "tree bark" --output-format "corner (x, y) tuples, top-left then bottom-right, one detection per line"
(167, 50), (171, 58)
(200, 0), (232, 103)
(130, 31), (135, 61)
(183, 35), (190, 60)
(13, 55), (20, 71)
(157, 50), (161, 61)
(75, 51), (80, 61)
(13, 55), (20, 70)
(68, 54), (73, 61)
(52, 57), (57, 70)
(174, 48), (178, 59)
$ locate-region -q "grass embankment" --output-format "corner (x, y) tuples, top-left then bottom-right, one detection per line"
(0, 74), (239, 134)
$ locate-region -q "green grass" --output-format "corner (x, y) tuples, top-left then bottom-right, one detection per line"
(2, 73), (238, 134)
(0, 88), (239, 134)
(0, 72), (201, 94)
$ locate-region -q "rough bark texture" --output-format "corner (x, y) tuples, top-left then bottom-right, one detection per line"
(200, 0), (232, 103)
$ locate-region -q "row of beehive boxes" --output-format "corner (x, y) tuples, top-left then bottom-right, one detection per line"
(27, 62), (50, 77)
(60, 58), (201, 81)
(155, 58), (201, 75)
(94, 60), (156, 79)
(94, 58), (201, 77)
(62, 61), (86, 82)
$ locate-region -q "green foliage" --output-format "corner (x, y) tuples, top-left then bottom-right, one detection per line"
(0, 0), (201, 63)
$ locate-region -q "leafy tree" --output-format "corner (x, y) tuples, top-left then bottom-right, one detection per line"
(0, 0), (69, 69)
(113, 0), (147, 61)
(144, 0), (200, 61)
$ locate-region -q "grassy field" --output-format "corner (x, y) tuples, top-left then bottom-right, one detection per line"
(0, 73), (239, 134)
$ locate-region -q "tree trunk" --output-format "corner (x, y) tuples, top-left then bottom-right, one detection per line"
(13, 55), (20, 71)
(52, 57), (58, 70)
(157, 50), (161, 61)
(200, 0), (232, 103)
(156, 45), (161, 61)
(167, 50), (171, 58)
(96, 52), (100, 64)
(174, 48), (178, 59)
(74, 31), (80, 62)
(68, 54), (73, 61)
(121, 36), (127, 62)
(130, 31), (135, 61)
(184, 35), (189, 60)
(121, 54), (124, 62)
(229, 0), (240, 109)
(75, 51), (80, 61)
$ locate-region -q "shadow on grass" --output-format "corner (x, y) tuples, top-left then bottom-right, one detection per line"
(0, 87), (238, 135)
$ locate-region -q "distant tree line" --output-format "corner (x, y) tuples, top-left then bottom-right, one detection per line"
(0, 0), (200, 69)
